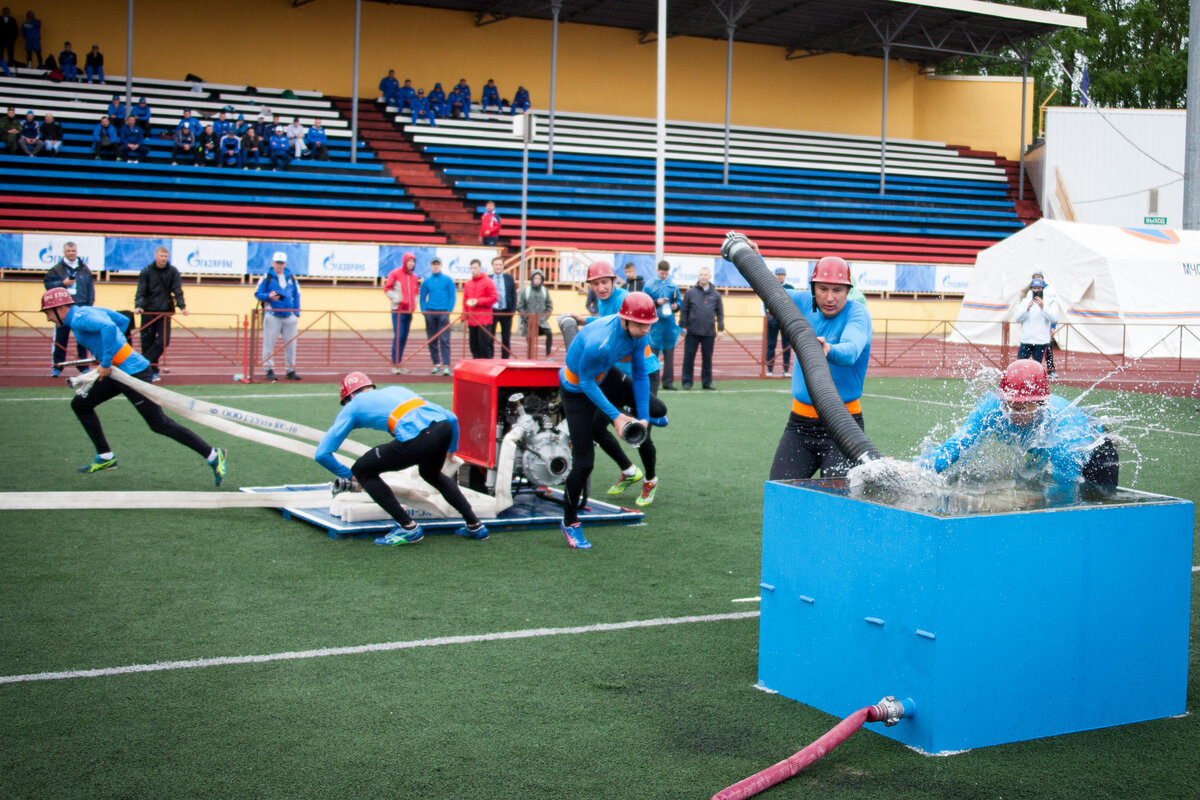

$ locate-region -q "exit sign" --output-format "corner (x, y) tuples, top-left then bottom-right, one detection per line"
(1144, 216), (1168, 225)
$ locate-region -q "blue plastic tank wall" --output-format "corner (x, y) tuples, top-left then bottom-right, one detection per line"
(757, 480), (1194, 753)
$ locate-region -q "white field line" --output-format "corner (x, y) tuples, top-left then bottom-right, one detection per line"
(0, 610), (760, 685)
(731, 597), (762, 603)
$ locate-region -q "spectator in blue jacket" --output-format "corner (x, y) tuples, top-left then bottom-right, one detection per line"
(21, 10), (41, 67)
(197, 123), (218, 166)
(17, 109), (42, 156)
(410, 90), (436, 127)
(419, 257), (457, 376)
(481, 79), (501, 113)
(268, 125), (291, 170)
(645, 260), (682, 389)
(212, 110), (233, 138)
(177, 108), (201, 137)
(254, 252), (302, 382)
(396, 79), (416, 113)
(303, 119), (328, 160)
(132, 97), (152, 137)
(106, 94), (125, 126)
(510, 86), (530, 115)
(91, 115), (118, 159)
(454, 78), (472, 107)
(233, 113), (249, 136)
(218, 130), (241, 168)
(379, 69), (400, 107)
(58, 41), (78, 81)
(118, 116), (147, 162)
(171, 120), (196, 165)
(44, 241), (95, 375)
(447, 86), (469, 119)
(428, 83), (446, 117)
(85, 44), (104, 83)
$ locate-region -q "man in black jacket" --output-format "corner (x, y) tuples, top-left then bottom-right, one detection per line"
(679, 267), (724, 390)
(489, 256), (517, 359)
(43, 241), (94, 376)
(134, 246), (187, 382)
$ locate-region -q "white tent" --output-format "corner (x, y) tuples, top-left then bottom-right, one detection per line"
(952, 219), (1200, 358)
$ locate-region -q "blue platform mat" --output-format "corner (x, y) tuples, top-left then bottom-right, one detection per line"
(241, 484), (643, 539)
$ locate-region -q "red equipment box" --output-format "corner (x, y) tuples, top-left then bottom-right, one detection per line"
(452, 359), (562, 469)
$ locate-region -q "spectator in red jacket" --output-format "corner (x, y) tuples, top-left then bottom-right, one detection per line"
(383, 252), (421, 374)
(463, 258), (498, 358)
(480, 200), (501, 245)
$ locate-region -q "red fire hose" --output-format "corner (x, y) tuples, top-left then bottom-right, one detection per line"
(712, 697), (908, 800)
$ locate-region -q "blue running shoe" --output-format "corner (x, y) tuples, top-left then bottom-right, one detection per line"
(77, 455), (117, 474)
(453, 523), (490, 540)
(209, 447), (227, 487)
(560, 521), (592, 549)
(649, 415), (669, 427)
(375, 524), (424, 546)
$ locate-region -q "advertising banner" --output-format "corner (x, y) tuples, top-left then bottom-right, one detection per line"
(935, 265), (973, 295)
(438, 246), (503, 281)
(307, 243), (380, 279)
(172, 239), (249, 276)
(850, 261), (896, 293)
(21, 234), (106, 272)
(104, 237), (170, 273)
(247, 242), (307, 275)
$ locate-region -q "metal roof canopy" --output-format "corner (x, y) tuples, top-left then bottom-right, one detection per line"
(372, 0), (1085, 67)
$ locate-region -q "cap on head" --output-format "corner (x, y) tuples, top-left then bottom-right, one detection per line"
(339, 372), (375, 405)
(774, 267), (787, 276)
(41, 287), (75, 312)
(618, 292), (657, 325)
(586, 261), (616, 283)
(1030, 277), (1046, 289)
(998, 359), (1050, 403)
(272, 251), (287, 263)
(810, 256), (852, 286)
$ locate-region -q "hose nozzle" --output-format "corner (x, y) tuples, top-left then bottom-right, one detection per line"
(620, 419), (648, 447)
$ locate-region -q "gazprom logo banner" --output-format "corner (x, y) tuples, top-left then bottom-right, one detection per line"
(936, 265), (973, 295)
(173, 239), (247, 276)
(440, 246), (502, 280)
(668, 255), (721, 286)
(849, 262), (895, 293)
(308, 244), (379, 279)
(22, 234), (105, 271)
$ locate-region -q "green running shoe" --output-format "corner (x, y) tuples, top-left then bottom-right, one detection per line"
(210, 448), (227, 486)
(375, 524), (424, 546)
(78, 455), (117, 474)
(636, 479), (658, 507)
(607, 467), (643, 495)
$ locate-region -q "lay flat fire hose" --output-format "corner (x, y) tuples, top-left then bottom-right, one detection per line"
(721, 232), (883, 465)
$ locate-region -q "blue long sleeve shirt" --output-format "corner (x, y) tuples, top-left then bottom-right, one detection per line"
(64, 306), (149, 373)
(587, 286), (661, 375)
(255, 269), (301, 317)
(785, 289), (872, 406)
(419, 272), (457, 312)
(920, 394), (1106, 484)
(314, 386), (459, 479)
(560, 314), (649, 421)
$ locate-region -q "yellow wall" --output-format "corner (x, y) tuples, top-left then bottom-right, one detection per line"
(36, 0), (1025, 158)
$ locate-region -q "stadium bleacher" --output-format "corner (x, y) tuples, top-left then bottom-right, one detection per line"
(385, 106), (1032, 263)
(0, 72), (445, 245)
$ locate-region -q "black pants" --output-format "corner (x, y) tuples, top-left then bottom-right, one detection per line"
(682, 333), (715, 388)
(766, 317), (791, 372)
(592, 371), (667, 482)
(468, 325), (493, 358)
(140, 312), (172, 368)
(53, 323), (88, 367)
(769, 411), (865, 480)
(656, 346), (676, 388)
(350, 420), (480, 528)
(1016, 343), (1048, 363)
(71, 366), (211, 458)
(492, 314), (513, 358)
(1081, 438), (1119, 486)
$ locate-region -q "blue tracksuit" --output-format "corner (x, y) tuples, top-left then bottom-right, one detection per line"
(314, 386), (460, 480)
(510, 87), (530, 115)
(785, 289), (871, 407)
(397, 85), (416, 111)
(481, 83), (500, 112)
(106, 100), (125, 124)
(379, 75), (400, 105)
(255, 269), (301, 317)
(920, 394), (1107, 484)
(560, 314), (649, 422)
(213, 117), (234, 137)
(268, 132), (291, 169)
(644, 276), (681, 351)
(118, 123), (146, 160)
(64, 306), (150, 373)
(419, 272), (457, 312)
(410, 96), (436, 126)
(219, 133), (241, 166)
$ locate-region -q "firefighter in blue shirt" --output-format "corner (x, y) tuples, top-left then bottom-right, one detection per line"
(40, 288), (227, 481)
(557, 293), (655, 549)
(768, 255), (873, 480)
(315, 373), (489, 546)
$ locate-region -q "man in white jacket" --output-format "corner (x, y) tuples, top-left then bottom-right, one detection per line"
(1014, 273), (1057, 367)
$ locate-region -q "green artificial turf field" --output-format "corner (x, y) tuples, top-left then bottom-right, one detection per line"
(1, 378), (1197, 800)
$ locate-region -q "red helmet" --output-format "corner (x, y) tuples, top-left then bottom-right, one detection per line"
(998, 360), (1049, 403)
(339, 371), (375, 404)
(810, 256), (853, 286)
(41, 287), (75, 311)
(618, 291), (657, 324)
(586, 261), (616, 283)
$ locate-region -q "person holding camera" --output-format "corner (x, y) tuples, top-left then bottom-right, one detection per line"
(1014, 271), (1058, 366)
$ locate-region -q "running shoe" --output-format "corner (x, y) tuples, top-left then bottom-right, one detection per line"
(636, 479), (658, 506)
(49, 368), (62, 377)
(78, 455), (117, 474)
(649, 416), (669, 428)
(560, 521), (592, 549)
(453, 523), (490, 541)
(606, 466), (643, 495)
(375, 524), (424, 546)
(390, 366), (410, 375)
(209, 448), (227, 486)
(441, 365), (452, 376)
(430, 366), (442, 375)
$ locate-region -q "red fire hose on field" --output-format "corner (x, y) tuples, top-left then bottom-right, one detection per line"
(712, 697), (908, 800)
